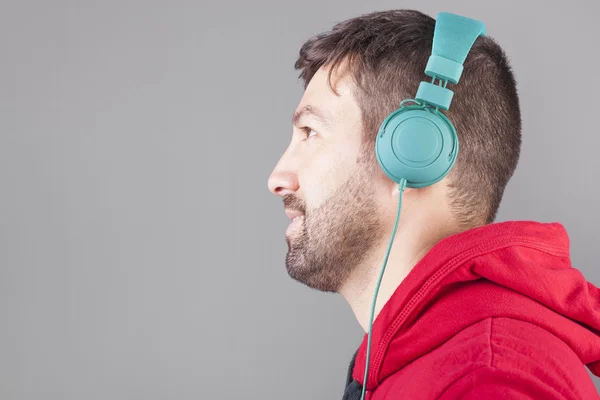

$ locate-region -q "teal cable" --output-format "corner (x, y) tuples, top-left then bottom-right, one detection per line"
(360, 178), (407, 400)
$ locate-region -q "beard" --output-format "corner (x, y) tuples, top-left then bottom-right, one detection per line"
(283, 163), (387, 293)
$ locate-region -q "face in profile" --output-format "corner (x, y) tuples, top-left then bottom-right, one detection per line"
(268, 65), (388, 293)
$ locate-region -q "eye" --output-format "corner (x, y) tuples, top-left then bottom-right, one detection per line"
(301, 127), (317, 140)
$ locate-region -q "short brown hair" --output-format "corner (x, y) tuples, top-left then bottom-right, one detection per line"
(294, 9), (521, 229)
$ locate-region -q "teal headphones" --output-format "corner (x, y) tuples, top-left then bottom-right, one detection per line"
(361, 12), (486, 399)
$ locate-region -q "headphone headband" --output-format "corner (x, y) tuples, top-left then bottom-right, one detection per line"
(416, 12), (486, 110)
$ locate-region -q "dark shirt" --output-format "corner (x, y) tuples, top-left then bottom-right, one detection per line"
(342, 349), (363, 400)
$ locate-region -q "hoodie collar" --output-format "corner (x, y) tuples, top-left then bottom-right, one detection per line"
(352, 220), (600, 391)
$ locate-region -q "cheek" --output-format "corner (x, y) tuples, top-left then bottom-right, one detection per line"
(299, 143), (355, 207)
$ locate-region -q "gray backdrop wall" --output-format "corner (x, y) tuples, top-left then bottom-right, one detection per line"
(1, 0), (598, 399)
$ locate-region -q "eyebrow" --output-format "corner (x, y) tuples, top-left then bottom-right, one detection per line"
(292, 105), (331, 128)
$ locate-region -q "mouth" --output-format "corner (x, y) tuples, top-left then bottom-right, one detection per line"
(286, 215), (304, 234)
(285, 209), (304, 220)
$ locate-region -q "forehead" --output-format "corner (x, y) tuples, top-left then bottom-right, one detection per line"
(296, 65), (359, 121)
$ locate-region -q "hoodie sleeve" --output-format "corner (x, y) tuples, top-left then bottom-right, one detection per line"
(437, 366), (587, 400)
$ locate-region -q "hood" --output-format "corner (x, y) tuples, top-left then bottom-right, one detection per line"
(352, 220), (600, 391)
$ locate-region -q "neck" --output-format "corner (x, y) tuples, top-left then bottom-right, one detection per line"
(339, 210), (457, 333)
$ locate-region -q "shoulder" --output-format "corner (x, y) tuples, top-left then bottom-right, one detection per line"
(436, 364), (566, 399)
(376, 317), (596, 400)
(437, 317), (597, 400)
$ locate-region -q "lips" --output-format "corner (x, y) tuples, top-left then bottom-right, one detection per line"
(285, 209), (304, 220)
(286, 211), (304, 235)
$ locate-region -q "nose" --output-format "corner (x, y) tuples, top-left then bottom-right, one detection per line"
(268, 162), (299, 198)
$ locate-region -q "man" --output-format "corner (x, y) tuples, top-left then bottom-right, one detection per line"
(267, 9), (600, 400)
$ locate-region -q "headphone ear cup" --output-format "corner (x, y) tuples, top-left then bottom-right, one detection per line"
(375, 107), (458, 188)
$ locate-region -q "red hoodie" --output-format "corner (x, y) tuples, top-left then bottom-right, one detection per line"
(348, 220), (600, 399)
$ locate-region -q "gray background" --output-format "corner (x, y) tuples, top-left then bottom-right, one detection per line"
(1, 0), (598, 399)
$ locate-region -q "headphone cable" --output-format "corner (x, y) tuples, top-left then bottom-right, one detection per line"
(360, 178), (407, 400)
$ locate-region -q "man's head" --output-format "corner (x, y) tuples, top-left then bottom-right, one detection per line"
(268, 9), (521, 293)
